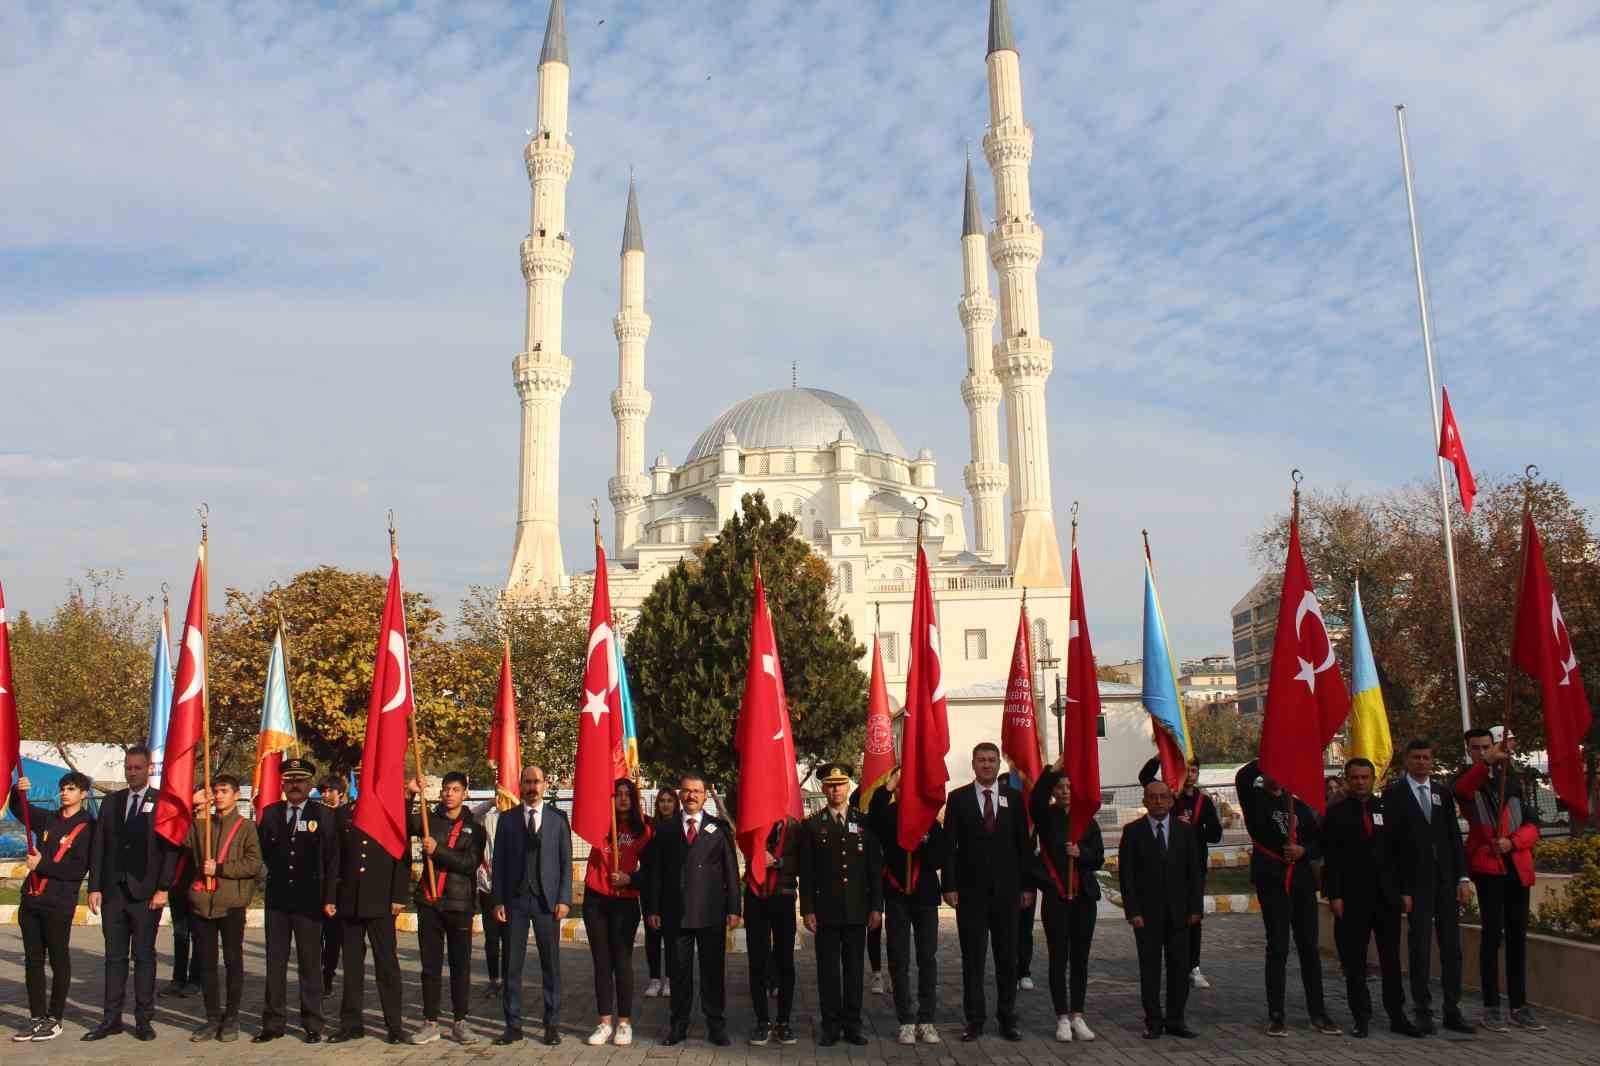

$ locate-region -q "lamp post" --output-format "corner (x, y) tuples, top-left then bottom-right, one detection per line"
(1034, 637), (1061, 768)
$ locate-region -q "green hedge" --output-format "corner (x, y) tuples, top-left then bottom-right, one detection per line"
(1533, 836), (1600, 943)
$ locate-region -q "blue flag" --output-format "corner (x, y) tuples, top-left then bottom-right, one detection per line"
(146, 612), (174, 786)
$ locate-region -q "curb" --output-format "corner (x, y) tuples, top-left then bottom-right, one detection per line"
(1100, 888), (1260, 915)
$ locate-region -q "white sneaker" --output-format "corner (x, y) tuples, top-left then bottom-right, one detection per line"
(661, 979), (671, 997)
(1055, 1016), (1074, 1042)
(409, 1021), (440, 1045)
(586, 1023), (613, 1046)
(13, 1019), (44, 1042)
(450, 1020), (476, 1044)
(897, 1024), (916, 1045)
(916, 1023), (941, 1044)
(871, 972), (885, 994)
(643, 978), (662, 999)
(614, 1022), (633, 1046)
(29, 1019), (64, 1043)
(1070, 1016), (1096, 1042)
(1019, 976), (1036, 992)
(1190, 966), (1210, 990)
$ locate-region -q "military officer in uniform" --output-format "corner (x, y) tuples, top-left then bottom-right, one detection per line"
(328, 794), (410, 1044)
(798, 764), (883, 1047)
(254, 759), (340, 1044)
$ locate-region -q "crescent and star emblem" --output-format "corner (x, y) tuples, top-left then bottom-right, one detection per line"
(928, 624), (946, 704)
(582, 624), (617, 727)
(762, 653), (784, 740)
(1293, 590), (1337, 693)
(176, 624), (206, 703)
(1552, 595), (1579, 686)
(380, 630), (409, 713)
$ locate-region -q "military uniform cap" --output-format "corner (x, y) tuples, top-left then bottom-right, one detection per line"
(281, 758), (316, 780)
(818, 762), (854, 786)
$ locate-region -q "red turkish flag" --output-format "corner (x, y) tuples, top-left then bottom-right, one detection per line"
(1000, 603), (1043, 809)
(1438, 388), (1477, 514)
(352, 554), (415, 860)
(572, 541), (625, 851)
(1259, 508), (1350, 815)
(897, 545), (950, 852)
(1512, 509), (1593, 819)
(486, 642), (522, 812)
(0, 580), (22, 824)
(855, 635), (896, 813)
(1063, 545), (1104, 844)
(154, 545), (208, 847)
(735, 563), (802, 882)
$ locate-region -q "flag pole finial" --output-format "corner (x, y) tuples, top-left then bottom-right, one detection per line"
(1141, 528), (1153, 566)
(874, 601), (881, 634)
(913, 496), (928, 549)
(387, 509), (398, 557)
(197, 502), (209, 544)
(591, 498), (602, 549)
(1290, 468), (1303, 521)
(161, 581), (170, 615)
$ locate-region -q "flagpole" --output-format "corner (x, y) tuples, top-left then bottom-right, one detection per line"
(1396, 104), (1473, 735)
(273, 587), (300, 760)
(1500, 466), (1538, 813)
(1064, 503), (1077, 764)
(392, 513), (437, 898)
(909, 498), (928, 890)
(595, 503), (619, 885)
(198, 505), (214, 889)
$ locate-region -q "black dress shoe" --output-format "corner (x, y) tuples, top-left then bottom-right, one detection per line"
(960, 1025), (981, 1042)
(1390, 1016), (1424, 1038)
(491, 1030), (522, 1046)
(843, 1030), (869, 1046)
(134, 1024), (157, 1042)
(1310, 1014), (1342, 1036)
(661, 1029), (687, 1046)
(1413, 1013), (1436, 1035)
(542, 1026), (561, 1046)
(1352, 1018), (1369, 1038)
(1142, 1022), (1162, 1039)
(252, 1031), (283, 1044)
(818, 1029), (839, 1047)
(81, 1021), (124, 1042)
(383, 1033), (406, 1045)
(709, 1030), (732, 1047)
(326, 1030), (364, 1043)
(1165, 1024), (1199, 1039)
(1000, 1026), (1023, 1042)
(1442, 1014), (1476, 1035)
(303, 1032), (322, 1044)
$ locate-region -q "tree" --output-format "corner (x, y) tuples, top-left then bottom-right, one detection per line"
(9, 571), (154, 767)
(1254, 474), (1600, 765)
(628, 493), (868, 787)
(1187, 703), (1262, 764)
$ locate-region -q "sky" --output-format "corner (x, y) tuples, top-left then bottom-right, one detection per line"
(3, 0), (1597, 664)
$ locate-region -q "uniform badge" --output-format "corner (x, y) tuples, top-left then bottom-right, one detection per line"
(305, 820), (318, 833)
(1430, 792), (1441, 806)
(142, 799), (155, 813)
(1372, 813), (1384, 826)
(847, 823), (861, 835)
(996, 795), (1008, 808)
(41, 830), (51, 844)
(703, 824), (717, 834)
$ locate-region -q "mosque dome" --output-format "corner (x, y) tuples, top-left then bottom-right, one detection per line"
(684, 387), (908, 463)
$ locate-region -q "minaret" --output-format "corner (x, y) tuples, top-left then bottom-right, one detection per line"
(983, 0), (1065, 586)
(609, 177), (652, 556)
(508, 0), (574, 594)
(958, 157), (1006, 562)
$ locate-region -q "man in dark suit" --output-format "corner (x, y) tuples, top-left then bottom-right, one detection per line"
(1117, 779), (1203, 1040)
(1140, 754), (1224, 989)
(254, 758), (340, 1044)
(490, 764), (572, 1047)
(84, 745), (177, 1042)
(1323, 757), (1416, 1038)
(327, 790), (410, 1044)
(642, 772), (741, 1046)
(798, 763), (883, 1047)
(941, 742), (1032, 1042)
(1381, 737), (1475, 1036)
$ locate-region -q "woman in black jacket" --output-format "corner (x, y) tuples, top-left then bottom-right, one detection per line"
(1030, 757), (1105, 1044)
(641, 788), (680, 999)
(9, 771), (96, 1042)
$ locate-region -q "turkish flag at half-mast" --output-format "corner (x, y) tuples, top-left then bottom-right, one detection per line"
(572, 540), (625, 851)
(1512, 509), (1593, 819)
(735, 562), (802, 883)
(897, 545), (950, 852)
(0, 581), (22, 818)
(154, 545), (208, 847)
(1000, 603), (1043, 806)
(1063, 545), (1103, 844)
(352, 554), (416, 860)
(1438, 388), (1477, 515)
(487, 642), (522, 812)
(1259, 504), (1351, 816)
(855, 635), (896, 813)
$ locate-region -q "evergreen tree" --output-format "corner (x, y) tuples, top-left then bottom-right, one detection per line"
(629, 493), (867, 788)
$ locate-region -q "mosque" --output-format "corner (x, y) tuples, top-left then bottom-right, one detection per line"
(502, 0), (1151, 786)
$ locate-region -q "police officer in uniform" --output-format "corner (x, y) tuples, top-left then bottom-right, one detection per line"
(328, 794), (410, 1043)
(254, 758), (340, 1043)
(798, 764), (883, 1047)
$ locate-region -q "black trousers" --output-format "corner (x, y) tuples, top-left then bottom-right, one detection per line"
(100, 882), (161, 1025)
(502, 899), (560, 1032)
(1407, 876), (1463, 1017)
(320, 915), (341, 989)
(418, 905), (473, 1023)
(1334, 898), (1405, 1023)
(339, 915), (403, 1038)
(19, 906), (73, 1020)
(169, 891), (195, 985)
(669, 925), (727, 1033)
(955, 896), (1019, 1029)
(584, 893), (642, 1018)
(866, 923), (881, 971)
(645, 923), (674, 979)
(1474, 871), (1530, 1009)
(262, 909), (326, 1035)
(884, 894), (938, 1024)
(1256, 872), (1325, 1018)
(193, 908), (247, 1024)
(478, 891), (503, 982)
(1040, 891), (1096, 1015)
(1133, 912), (1189, 1026)
(814, 923), (867, 1036)
(743, 889), (796, 1024)
(1189, 871), (1207, 969)
(1016, 892), (1037, 978)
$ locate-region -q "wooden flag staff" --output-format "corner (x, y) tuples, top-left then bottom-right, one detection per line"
(391, 512), (437, 898)
(198, 505), (214, 889)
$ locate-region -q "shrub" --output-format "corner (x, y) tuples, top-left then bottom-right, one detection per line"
(1534, 835), (1599, 874)
(1534, 836), (1600, 943)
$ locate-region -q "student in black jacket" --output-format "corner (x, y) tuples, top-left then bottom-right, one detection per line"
(941, 742), (1032, 1042)
(85, 745), (177, 1042)
(866, 771), (946, 1045)
(742, 806), (801, 1046)
(405, 772), (484, 1045)
(1139, 755), (1222, 988)
(1031, 755), (1105, 1043)
(9, 771), (95, 1042)
(1236, 759), (1338, 1037)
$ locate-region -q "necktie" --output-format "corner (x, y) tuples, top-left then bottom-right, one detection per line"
(982, 789), (996, 833)
(1416, 783), (1430, 817)
(686, 817), (698, 844)
(527, 808), (536, 838)
(836, 812), (846, 829)
(126, 791), (140, 822)
(1156, 819), (1166, 852)
(289, 806), (300, 834)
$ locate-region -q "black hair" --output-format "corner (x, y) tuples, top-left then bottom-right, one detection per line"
(213, 773), (241, 790)
(678, 771), (708, 790)
(615, 778), (646, 836)
(60, 771), (93, 793)
(442, 771), (469, 789)
(1405, 738), (1433, 753)
(125, 745), (152, 761)
(653, 788), (681, 820)
(317, 775), (345, 794)
(1344, 757), (1375, 774)
(972, 741), (1001, 757)
(1463, 728), (1492, 743)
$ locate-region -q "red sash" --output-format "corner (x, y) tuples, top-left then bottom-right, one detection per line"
(426, 817), (467, 902)
(745, 822), (788, 898)
(883, 855), (922, 896)
(193, 817), (247, 893)
(25, 821), (89, 897)
(1039, 845), (1078, 900)
(1251, 841), (1297, 894)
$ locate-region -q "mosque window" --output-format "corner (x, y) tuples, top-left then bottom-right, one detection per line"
(964, 629), (987, 660)
(882, 633), (899, 664)
(943, 514), (955, 535)
(760, 456), (770, 474)
(837, 562), (853, 594)
(1032, 619), (1048, 657)
(784, 455), (796, 473)
(813, 521), (825, 541)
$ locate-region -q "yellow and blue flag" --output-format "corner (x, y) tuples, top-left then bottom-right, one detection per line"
(1140, 552), (1193, 786)
(615, 633), (640, 778)
(1347, 580), (1393, 773)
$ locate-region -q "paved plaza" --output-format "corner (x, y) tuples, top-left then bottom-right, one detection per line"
(4, 912), (1598, 1064)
